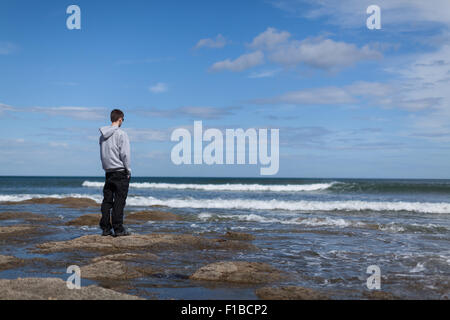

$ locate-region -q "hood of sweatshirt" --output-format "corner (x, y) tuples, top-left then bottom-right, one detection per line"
(99, 125), (119, 140)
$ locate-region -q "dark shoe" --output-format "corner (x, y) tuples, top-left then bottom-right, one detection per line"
(114, 229), (131, 237)
(102, 229), (113, 236)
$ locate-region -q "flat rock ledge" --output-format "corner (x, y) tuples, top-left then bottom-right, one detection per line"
(0, 225), (39, 238)
(0, 211), (53, 222)
(2, 197), (98, 208)
(126, 210), (184, 222)
(34, 233), (258, 253)
(255, 286), (329, 300)
(224, 231), (255, 241)
(0, 255), (24, 271)
(65, 211), (183, 226)
(65, 214), (100, 226)
(0, 277), (142, 300)
(80, 260), (155, 281)
(363, 291), (399, 300)
(190, 261), (285, 284)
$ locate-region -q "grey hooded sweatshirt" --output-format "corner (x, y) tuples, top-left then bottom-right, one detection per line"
(99, 125), (131, 174)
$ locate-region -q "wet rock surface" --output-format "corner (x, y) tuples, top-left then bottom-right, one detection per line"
(34, 233), (258, 253)
(64, 210), (184, 227)
(255, 286), (329, 300)
(80, 260), (155, 280)
(190, 261), (285, 284)
(126, 210), (184, 222)
(65, 214), (100, 226)
(0, 277), (142, 300)
(0, 225), (36, 235)
(363, 290), (399, 300)
(2, 197), (98, 208)
(223, 231), (255, 241)
(0, 211), (53, 222)
(0, 255), (24, 271)
(0, 225), (42, 241)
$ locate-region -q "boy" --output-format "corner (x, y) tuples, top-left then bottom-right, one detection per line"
(98, 109), (131, 236)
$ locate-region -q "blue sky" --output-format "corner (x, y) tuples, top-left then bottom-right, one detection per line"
(1, 0), (450, 178)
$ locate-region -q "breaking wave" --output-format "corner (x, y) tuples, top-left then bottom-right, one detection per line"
(123, 197), (450, 214)
(2, 194), (450, 214)
(81, 181), (336, 192)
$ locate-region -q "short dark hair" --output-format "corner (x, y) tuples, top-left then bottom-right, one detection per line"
(110, 109), (124, 122)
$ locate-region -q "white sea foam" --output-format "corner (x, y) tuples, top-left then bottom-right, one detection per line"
(378, 222), (406, 233)
(410, 262), (426, 273)
(217, 214), (361, 227)
(296, 217), (358, 227)
(81, 181), (336, 192)
(124, 197), (450, 214)
(80, 226), (98, 231)
(2, 194), (450, 214)
(0, 193), (103, 203)
(198, 213), (213, 220)
(218, 213), (280, 223)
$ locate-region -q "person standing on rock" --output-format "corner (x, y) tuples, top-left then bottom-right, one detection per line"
(98, 109), (131, 237)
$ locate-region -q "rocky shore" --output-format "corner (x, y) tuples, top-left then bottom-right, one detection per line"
(0, 278), (142, 300)
(0, 196), (405, 300)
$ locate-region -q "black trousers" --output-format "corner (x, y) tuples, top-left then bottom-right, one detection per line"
(100, 170), (130, 233)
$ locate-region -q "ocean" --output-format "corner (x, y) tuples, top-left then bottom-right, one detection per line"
(0, 176), (449, 299)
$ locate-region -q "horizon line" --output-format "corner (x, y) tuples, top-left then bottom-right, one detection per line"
(0, 175), (449, 180)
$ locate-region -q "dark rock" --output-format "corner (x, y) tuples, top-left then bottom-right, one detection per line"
(126, 210), (183, 222)
(224, 231), (255, 241)
(0, 211), (52, 222)
(2, 197), (98, 208)
(363, 290), (399, 300)
(80, 260), (154, 280)
(0, 225), (39, 238)
(190, 261), (284, 284)
(255, 286), (329, 300)
(0, 255), (25, 271)
(0, 277), (142, 300)
(34, 233), (258, 254)
(65, 214), (100, 226)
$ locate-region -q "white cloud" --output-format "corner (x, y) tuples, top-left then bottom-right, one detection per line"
(142, 151), (168, 159)
(248, 69), (281, 78)
(1, 103), (109, 120)
(124, 128), (168, 142)
(346, 81), (394, 97)
(0, 103), (16, 114)
(269, 37), (382, 70)
(210, 28), (381, 73)
(250, 41), (450, 122)
(195, 34), (228, 49)
(387, 45), (450, 137)
(49, 142), (69, 148)
(139, 106), (237, 119)
(272, 0), (450, 29)
(210, 51), (264, 72)
(149, 82), (168, 93)
(253, 86), (356, 105)
(29, 106), (106, 120)
(248, 27), (291, 50)
(176, 106), (236, 119)
(0, 42), (17, 55)
(250, 80), (402, 106)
